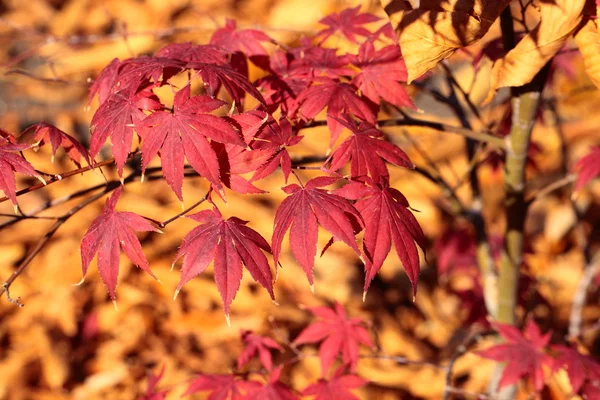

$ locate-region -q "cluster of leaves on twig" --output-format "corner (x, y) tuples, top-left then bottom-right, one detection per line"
(135, 303), (600, 399)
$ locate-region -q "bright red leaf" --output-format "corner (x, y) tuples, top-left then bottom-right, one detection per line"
(90, 88), (162, 176)
(325, 115), (412, 181)
(238, 330), (282, 371)
(272, 176), (363, 286)
(574, 146), (600, 191)
(20, 122), (89, 167)
(552, 345), (600, 395)
(351, 41), (415, 109)
(172, 207), (275, 321)
(293, 302), (373, 375)
(0, 141), (43, 211)
(334, 178), (426, 297)
(315, 6), (380, 43)
(155, 43), (228, 66)
(296, 81), (376, 148)
(137, 85), (245, 200)
(80, 186), (160, 300)
(477, 319), (553, 392)
(301, 367), (366, 400)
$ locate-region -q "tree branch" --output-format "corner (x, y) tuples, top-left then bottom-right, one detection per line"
(304, 118), (506, 148)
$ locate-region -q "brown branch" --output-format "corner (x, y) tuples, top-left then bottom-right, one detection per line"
(304, 118), (506, 148)
(0, 180), (122, 303)
(158, 193), (210, 228)
(0, 156), (124, 205)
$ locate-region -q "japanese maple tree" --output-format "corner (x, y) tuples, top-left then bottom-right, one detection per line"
(1, 1), (600, 399)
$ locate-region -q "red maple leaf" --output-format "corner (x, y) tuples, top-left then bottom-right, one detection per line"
(192, 63), (266, 109)
(183, 374), (258, 400)
(112, 56), (185, 94)
(325, 115), (412, 181)
(574, 146), (600, 191)
(296, 80), (376, 148)
(155, 43), (228, 65)
(315, 6), (380, 43)
(20, 122), (90, 167)
(351, 41), (415, 109)
(293, 302), (373, 375)
(210, 19), (273, 57)
(291, 45), (353, 81)
(90, 87), (162, 176)
(88, 58), (121, 105)
(552, 345), (600, 395)
(244, 366), (298, 400)
(137, 84), (245, 200)
(172, 207), (275, 322)
(0, 141), (43, 211)
(334, 178), (426, 297)
(137, 366), (168, 400)
(249, 117), (302, 183)
(238, 330), (282, 371)
(477, 319), (553, 392)
(210, 111), (272, 194)
(256, 50), (308, 114)
(301, 367), (366, 400)
(272, 176), (363, 286)
(80, 187), (160, 301)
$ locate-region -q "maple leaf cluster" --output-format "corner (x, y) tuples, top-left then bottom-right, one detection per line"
(476, 319), (600, 398)
(73, 6), (426, 317)
(134, 304), (600, 399)
(138, 302), (369, 400)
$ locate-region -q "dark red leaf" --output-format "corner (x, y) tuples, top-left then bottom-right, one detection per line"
(238, 330), (282, 371)
(191, 63), (266, 109)
(88, 58), (121, 105)
(90, 88), (162, 176)
(334, 179), (425, 297)
(296, 81), (376, 148)
(476, 319), (553, 392)
(552, 345), (600, 395)
(326, 115), (412, 181)
(293, 302), (373, 375)
(137, 85), (246, 200)
(20, 122), (90, 167)
(80, 187), (160, 300)
(173, 207), (275, 322)
(113, 56), (185, 94)
(0, 141), (42, 211)
(272, 176), (363, 285)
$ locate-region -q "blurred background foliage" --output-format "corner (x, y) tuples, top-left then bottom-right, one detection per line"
(0, 0), (599, 399)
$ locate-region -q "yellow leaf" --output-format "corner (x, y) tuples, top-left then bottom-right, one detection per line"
(490, 0), (585, 90)
(574, 16), (600, 88)
(381, 0), (510, 83)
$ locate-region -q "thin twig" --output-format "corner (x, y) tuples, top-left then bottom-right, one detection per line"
(0, 181), (122, 303)
(158, 193), (210, 228)
(305, 118), (505, 148)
